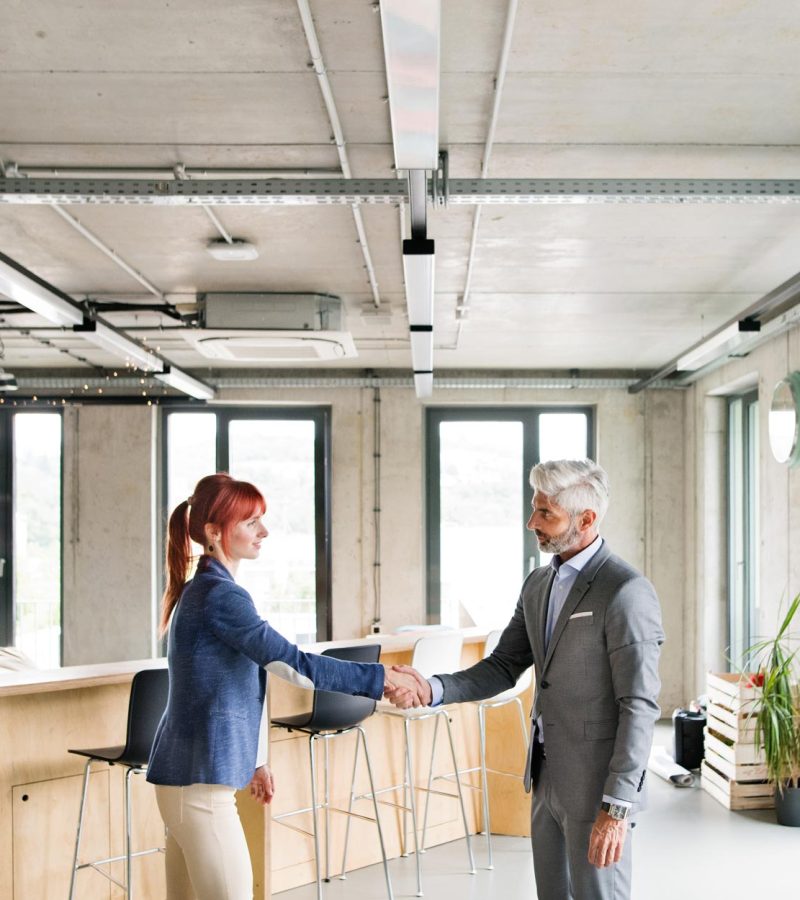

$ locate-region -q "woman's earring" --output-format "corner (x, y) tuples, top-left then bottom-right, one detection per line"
(208, 544), (214, 553)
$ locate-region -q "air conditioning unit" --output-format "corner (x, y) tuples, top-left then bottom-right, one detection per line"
(191, 292), (357, 362)
(201, 293), (343, 331)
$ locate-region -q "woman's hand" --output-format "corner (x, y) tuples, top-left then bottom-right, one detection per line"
(249, 765), (275, 805)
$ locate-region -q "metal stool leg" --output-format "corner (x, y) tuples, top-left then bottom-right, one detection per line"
(358, 726), (395, 900)
(442, 712), (476, 875)
(323, 738), (331, 883)
(69, 757), (94, 900)
(478, 704), (494, 869)
(339, 729), (361, 879)
(124, 766), (136, 898)
(419, 712), (441, 852)
(309, 735), (323, 900)
(403, 718), (423, 897)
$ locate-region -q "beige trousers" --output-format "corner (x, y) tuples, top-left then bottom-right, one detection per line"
(155, 783), (253, 900)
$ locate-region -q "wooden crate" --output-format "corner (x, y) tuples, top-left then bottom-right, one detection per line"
(704, 745), (768, 782)
(704, 727), (764, 766)
(706, 671), (760, 715)
(701, 759), (774, 811)
(706, 708), (756, 744)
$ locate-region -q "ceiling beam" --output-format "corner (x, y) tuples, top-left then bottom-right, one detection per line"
(2, 177), (799, 206)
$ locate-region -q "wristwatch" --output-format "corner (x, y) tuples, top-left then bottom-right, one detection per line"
(601, 801), (630, 821)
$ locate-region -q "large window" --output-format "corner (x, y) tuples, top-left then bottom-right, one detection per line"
(163, 408), (331, 643)
(728, 390), (759, 668)
(426, 407), (593, 628)
(0, 411), (63, 667)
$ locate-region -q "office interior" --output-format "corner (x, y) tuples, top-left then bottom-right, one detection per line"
(1, 2), (800, 898)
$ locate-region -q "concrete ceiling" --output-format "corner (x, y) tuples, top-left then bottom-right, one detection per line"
(1, 0), (799, 380)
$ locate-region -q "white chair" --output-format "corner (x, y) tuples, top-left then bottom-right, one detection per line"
(417, 629), (531, 868)
(347, 633), (475, 897)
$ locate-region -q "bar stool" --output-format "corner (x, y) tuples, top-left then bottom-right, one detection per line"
(271, 644), (393, 900)
(365, 633), (476, 897)
(423, 628), (531, 869)
(68, 666), (169, 899)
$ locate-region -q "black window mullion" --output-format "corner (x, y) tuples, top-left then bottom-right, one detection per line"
(0, 413), (13, 646)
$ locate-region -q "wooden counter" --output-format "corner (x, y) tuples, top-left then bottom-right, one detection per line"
(0, 629), (532, 899)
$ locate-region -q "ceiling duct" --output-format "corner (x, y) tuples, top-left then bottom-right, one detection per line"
(201, 292), (344, 330)
(193, 292), (356, 362)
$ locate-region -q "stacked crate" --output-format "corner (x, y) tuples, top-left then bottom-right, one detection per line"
(700, 672), (775, 810)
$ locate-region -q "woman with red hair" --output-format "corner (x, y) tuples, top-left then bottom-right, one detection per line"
(147, 473), (408, 899)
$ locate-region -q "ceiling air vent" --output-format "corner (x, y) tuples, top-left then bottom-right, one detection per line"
(192, 292), (357, 361)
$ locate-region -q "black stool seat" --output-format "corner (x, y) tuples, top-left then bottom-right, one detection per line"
(68, 667), (169, 899)
(69, 744), (131, 764)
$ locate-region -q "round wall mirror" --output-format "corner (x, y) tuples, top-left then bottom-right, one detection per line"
(768, 372), (800, 466)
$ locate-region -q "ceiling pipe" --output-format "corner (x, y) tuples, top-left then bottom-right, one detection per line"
(3, 164), (342, 179)
(452, 0), (518, 350)
(296, 0), (381, 309)
(49, 204), (165, 300)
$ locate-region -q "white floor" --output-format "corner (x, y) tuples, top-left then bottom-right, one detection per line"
(277, 724), (799, 899)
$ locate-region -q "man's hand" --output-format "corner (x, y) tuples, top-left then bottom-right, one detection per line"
(249, 765), (275, 805)
(587, 809), (628, 868)
(383, 664), (433, 709)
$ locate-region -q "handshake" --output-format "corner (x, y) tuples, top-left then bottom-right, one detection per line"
(382, 665), (432, 708)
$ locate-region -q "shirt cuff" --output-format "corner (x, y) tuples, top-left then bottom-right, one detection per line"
(602, 794), (632, 808)
(428, 675), (445, 706)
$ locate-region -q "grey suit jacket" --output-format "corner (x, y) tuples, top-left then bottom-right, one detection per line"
(437, 541), (664, 822)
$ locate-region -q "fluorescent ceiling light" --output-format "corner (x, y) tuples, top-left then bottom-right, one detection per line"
(380, 0), (441, 170)
(155, 366), (215, 400)
(676, 319), (761, 371)
(205, 239), (259, 261)
(0, 369), (18, 392)
(402, 238), (435, 324)
(0, 255), (84, 326)
(414, 371), (433, 398)
(75, 319), (163, 373)
(410, 326), (433, 371)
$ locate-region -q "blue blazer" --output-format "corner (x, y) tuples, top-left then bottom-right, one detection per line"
(147, 557), (384, 789)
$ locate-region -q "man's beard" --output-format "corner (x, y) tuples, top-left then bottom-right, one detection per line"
(537, 516), (582, 555)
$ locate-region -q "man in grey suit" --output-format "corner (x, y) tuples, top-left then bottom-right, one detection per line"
(387, 459), (664, 900)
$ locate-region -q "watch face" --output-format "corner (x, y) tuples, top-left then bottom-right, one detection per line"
(609, 804), (628, 820)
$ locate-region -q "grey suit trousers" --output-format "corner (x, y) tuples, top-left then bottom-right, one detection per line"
(532, 755), (633, 900)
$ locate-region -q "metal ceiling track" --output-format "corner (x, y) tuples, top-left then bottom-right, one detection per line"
(2, 178), (800, 206)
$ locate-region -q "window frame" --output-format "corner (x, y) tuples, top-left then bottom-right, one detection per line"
(0, 408), (65, 661)
(727, 389), (759, 669)
(160, 405), (333, 641)
(425, 405), (595, 625)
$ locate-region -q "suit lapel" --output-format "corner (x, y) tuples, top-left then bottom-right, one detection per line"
(536, 568), (556, 664)
(541, 541), (611, 674)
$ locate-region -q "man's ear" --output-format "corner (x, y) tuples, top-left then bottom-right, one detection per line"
(580, 509), (597, 532)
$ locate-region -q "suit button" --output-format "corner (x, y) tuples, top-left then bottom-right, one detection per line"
(541, 680), (550, 689)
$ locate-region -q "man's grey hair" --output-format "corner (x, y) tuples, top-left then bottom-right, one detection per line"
(529, 459), (610, 524)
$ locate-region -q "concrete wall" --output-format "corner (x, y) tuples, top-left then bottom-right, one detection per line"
(59, 385), (686, 710)
(685, 323), (800, 696)
(62, 404), (158, 665)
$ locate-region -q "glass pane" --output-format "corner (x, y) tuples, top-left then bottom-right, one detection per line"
(439, 421), (523, 629)
(14, 414), (61, 667)
(728, 399), (746, 667)
(538, 413), (588, 462)
(229, 419), (317, 644)
(166, 413), (217, 514)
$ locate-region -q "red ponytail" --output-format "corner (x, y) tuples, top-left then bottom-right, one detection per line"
(159, 473), (266, 636)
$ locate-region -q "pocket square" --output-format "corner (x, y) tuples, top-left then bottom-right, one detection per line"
(569, 611), (593, 619)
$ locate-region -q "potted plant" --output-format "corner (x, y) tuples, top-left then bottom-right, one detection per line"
(744, 592), (800, 826)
